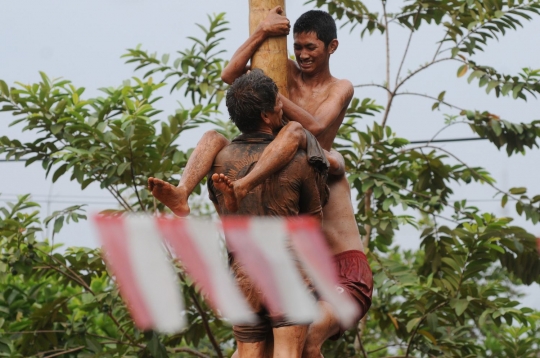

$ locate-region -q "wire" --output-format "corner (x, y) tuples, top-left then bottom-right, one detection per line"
(0, 136), (490, 163)
(0, 198), (118, 206)
(408, 137), (487, 144)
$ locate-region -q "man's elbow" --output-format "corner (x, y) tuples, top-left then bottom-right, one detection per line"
(326, 150), (345, 176)
(304, 123), (325, 137)
(220, 71), (234, 85)
(329, 162), (345, 176)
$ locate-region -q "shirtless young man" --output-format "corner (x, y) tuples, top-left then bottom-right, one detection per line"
(149, 9), (373, 356)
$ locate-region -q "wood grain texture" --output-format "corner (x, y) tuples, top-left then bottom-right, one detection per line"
(249, 0), (289, 98)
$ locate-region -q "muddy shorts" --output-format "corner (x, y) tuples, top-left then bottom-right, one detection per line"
(233, 309), (307, 343)
(230, 250), (314, 343)
(330, 250), (373, 340)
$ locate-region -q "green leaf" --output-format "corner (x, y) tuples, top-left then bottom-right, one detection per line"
(52, 164), (68, 183)
(161, 53), (170, 65)
(53, 216), (64, 234)
(51, 124), (63, 135)
(509, 187), (526, 195)
(117, 162), (130, 175)
(406, 317), (421, 332)
(512, 83), (524, 99)
(85, 337), (103, 353)
(457, 64), (468, 78)
(0, 80), (9, 97)
(455, 299), (469, 316)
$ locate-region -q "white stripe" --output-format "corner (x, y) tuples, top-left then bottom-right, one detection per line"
(186, 219), (256, 324)
(249, 218), (319, 323)
(296, 254), (358, 327)
(125, 215), (185, 333)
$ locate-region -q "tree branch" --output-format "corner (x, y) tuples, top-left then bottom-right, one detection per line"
(395, 57), (458, 93)
(356, 329), (368, 358)
(43, 346), (85, 358)
(395, 7), (421, 88)
(382, 0), (391, 95)
(170, 347), (212, 358)
(394, 92), (465, 111)
(433, 34), (448, 62)
(128, 140), (144, 210)
(178, 272), (223, 358)
(405, 301), (448, 357)
(354, 83), (392, 94)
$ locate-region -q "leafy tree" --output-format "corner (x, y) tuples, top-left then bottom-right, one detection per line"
(1, 3), (540, 357)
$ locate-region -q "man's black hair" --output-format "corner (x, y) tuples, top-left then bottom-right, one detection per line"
(226, 69), (278, 133)
(293, 10), (337, 47)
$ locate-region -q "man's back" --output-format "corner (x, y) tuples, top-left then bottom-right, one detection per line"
(208, 132), (326, 219)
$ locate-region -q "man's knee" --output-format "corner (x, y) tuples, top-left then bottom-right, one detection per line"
(284, 121), (304, 140)
(202, 129), (229, 146)
(302, 343), (322, 358)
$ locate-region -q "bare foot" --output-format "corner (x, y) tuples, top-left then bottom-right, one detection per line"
(231, 178), (250, 209)
(148, 177), (190, 216)
(211, 173), (238, 212)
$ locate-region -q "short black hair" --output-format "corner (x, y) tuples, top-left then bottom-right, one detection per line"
(293, 10), (337, 47)
(226, 69), (278, 133)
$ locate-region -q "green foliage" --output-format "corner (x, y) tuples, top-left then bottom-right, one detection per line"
(2, 4), (540, 358)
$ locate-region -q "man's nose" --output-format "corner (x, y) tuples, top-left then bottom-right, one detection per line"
(299, 50), (309, 59)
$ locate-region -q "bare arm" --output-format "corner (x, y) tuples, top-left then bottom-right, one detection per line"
(325, 149), (345, 176)
(298, 155), (326, 223)
(279, 80), (354, 136)
(221, 6), (290, 85)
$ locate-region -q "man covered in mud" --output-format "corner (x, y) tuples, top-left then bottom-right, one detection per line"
(207, 69), (330, 358)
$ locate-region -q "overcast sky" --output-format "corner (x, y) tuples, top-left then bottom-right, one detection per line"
(1, 0), (539, 308)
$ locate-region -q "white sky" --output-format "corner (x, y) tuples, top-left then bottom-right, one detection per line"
(1, 0), (539, 308)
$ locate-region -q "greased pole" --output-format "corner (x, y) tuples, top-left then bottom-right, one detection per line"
(249, 0), (289, 98)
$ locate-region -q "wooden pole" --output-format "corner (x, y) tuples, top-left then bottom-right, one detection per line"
(249, 0), (289, 98)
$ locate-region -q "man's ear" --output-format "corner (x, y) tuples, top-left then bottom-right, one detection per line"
(328, 39), (339, 55)
(260, 111), (272, 125)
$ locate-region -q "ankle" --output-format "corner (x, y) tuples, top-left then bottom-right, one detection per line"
(233, 180), (249, 198)
(176, 184), (189, 197)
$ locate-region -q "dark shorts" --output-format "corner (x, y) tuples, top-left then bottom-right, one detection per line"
(233, 250), (372, 342)
(233, 309), (306, 343)
(330, 250), (373, 340)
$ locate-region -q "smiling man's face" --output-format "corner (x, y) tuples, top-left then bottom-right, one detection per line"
(293, 31), (333, 75)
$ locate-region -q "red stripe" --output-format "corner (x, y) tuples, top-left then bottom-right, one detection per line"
(93, 215), (153, 329)
(222, 217), (282, 314)
(287, 216), (340, 285)
(155, 217), (218, 309)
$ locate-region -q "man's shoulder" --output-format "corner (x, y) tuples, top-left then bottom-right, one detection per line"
(330, 78), (354, 97)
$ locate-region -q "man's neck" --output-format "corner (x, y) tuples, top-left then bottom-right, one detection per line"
(300, 64), (333, 87)
(243, 127), (274, 136)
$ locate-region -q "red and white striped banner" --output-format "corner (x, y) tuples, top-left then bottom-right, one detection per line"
(93, 214), (359, 333)
(93, 215), (185, 333)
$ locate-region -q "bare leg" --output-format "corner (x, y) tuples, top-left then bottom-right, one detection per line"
(236, 341), (267, 358)
(232, 121), (306, 206)
(273, 325), (308, 358)
(302, 302), (343, 358)
(211, 173), (238, 212)
(148, 130), (229, 216)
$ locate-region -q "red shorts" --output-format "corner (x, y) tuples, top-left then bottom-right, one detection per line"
(330, 250), (373, 339)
